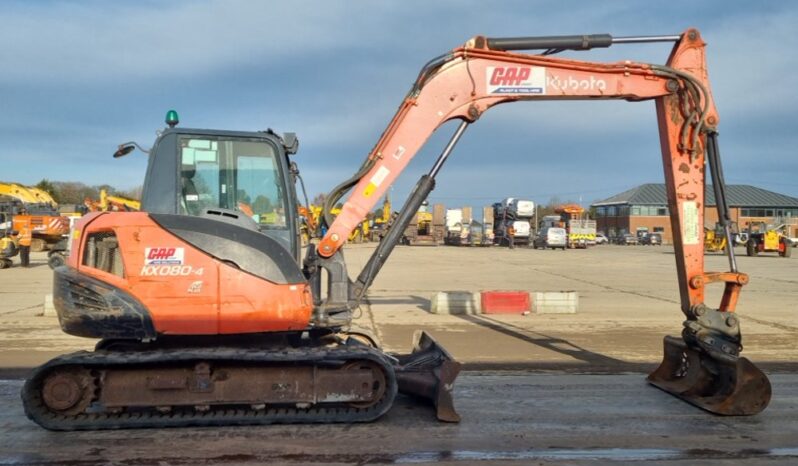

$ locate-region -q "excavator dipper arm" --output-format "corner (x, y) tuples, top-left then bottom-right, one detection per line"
(311, 28), (770, 415)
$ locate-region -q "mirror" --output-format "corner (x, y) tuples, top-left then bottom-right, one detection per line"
(113, 143), (136, 158)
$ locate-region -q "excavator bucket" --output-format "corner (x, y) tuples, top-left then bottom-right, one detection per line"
(393, 331), (461, 422)
(647, 336), (771, 415)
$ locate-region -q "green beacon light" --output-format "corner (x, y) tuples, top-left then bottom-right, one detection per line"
(165, 110), (179, 128)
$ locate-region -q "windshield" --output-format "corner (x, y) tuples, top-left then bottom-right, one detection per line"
(179, 137), (287, 229)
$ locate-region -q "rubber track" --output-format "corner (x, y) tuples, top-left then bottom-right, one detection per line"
(21, 345), (398, 431)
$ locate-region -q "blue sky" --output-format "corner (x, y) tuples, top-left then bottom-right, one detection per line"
(2, 1), (797, 210)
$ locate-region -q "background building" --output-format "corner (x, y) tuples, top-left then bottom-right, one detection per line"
(592, 184), (798, 243)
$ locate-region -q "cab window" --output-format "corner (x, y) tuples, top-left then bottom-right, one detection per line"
(179, 137), (287, 230)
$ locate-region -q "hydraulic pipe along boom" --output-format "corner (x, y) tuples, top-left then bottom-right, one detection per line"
(486, 33), (680, 51)
(706, 132), (738, 273)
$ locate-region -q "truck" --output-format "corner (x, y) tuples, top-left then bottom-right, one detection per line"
(554, 204), (596, 248)
(402, 202), (445, 245)
(493, 198), (534, 246)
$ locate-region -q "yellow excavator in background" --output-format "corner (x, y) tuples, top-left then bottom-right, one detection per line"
(85, 189), (141, 212)
(298, 204), (370, 244)
(0, 183), (69, 252)
(26, 187), (58, 209)
(0, 183), (40, 205)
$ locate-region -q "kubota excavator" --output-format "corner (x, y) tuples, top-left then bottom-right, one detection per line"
(23, 28), (771, 430)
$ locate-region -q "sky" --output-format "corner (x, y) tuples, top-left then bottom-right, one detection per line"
(2, 0), (797, 212)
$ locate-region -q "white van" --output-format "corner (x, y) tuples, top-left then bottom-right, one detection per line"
(533, 227), (567, 250)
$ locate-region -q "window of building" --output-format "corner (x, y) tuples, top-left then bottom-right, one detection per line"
(741, 207), (798, 217)
(608, 206), (617, 216)
(653, 227), (665, 232)
(633, 205), (668, 216)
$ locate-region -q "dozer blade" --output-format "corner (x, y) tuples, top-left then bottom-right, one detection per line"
(393, 330), (461, 422)
(647, 335), (771, 415)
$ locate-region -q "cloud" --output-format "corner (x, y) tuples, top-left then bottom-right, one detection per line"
(1, 0), (796, 204)
(0, 1), (385, 85)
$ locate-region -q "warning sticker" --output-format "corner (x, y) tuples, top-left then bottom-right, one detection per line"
(392, 145), (406, 160)
(682, 202), (699, 245)
(364, 166), (390, 198)
(370, 166), (390, 187)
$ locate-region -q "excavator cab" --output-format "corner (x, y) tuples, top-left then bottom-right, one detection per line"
(140, 127), (301, 261)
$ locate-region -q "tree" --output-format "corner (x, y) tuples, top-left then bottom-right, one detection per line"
(116, 185), (143, 201)
(311, 193), (327, 207)
(253, 195), (273, 214)
(35, 179), (58, 202)
(52, 181), (99, 205)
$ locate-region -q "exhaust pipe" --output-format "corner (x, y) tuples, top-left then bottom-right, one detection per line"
(393, 331), (461, 422)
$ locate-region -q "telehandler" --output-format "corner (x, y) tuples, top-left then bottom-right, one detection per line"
(745, 221), (791, 258)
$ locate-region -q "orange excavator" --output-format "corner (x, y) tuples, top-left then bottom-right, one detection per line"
(24, 29), (770, 430)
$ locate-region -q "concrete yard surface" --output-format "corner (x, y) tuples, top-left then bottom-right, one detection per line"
(2, 374), (798, 465)
(0, 245), (796, 464)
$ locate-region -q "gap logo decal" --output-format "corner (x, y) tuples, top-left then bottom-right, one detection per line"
(486, 66), (545, 95)
(144, 247), (185, 265)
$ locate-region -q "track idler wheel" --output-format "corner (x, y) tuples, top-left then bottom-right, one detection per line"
(393, 330), (461, 422)
(647, 335), (771, 415)
(40, 368), (95, 416)
(342, 360), (388, 408)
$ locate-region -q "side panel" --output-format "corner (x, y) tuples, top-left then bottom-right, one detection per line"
(72, 212), (312, 335)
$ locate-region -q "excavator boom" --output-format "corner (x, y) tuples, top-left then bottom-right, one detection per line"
(308, 28), (769, 415)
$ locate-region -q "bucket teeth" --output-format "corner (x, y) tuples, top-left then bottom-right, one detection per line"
(393, 330), (461, 422)
(647, 335), (771, 415)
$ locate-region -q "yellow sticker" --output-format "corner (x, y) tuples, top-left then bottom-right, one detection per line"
(363, 183), (377, 198)
(72, 229), (81, 239)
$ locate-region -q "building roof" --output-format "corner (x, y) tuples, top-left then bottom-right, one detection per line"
(592, 183), (798, 207)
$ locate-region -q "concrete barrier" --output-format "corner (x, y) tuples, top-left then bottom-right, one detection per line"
(481, 291), (530, 314)
(533, 291), (578, 314)
(430, 291), (481, 315)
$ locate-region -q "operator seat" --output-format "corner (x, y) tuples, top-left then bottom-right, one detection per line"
(181, 164), (201, 216)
